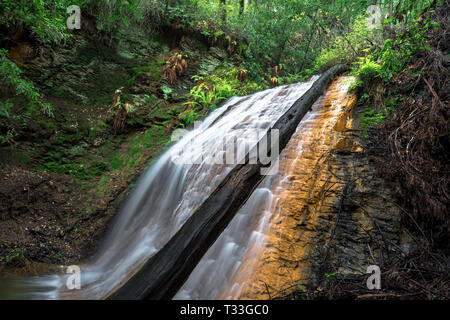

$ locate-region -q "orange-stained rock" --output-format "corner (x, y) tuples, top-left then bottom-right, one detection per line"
(220, 76), (358, 299)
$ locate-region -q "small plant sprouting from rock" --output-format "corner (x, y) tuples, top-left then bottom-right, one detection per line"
(162, 53), (188, 85)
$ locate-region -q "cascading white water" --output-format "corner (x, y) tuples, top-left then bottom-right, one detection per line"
(174, 183), (277, 300)
(176, 76), (354, 300)
(0, 77), (319, 300)
(174, 102), (320, 300)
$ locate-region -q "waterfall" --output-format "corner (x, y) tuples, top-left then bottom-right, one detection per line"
(175, 76), (355, 300)
(0, 77), (320, 300)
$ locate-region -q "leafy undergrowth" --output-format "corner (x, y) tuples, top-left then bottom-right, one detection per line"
(366, 3), (449, 237)
(280, 252), (449, 300)
(179, 66), (269, 126)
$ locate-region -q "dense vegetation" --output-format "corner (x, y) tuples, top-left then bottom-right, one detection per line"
(1, 0), (442, 144)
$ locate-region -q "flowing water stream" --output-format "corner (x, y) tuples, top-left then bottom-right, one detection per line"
(1, 77), (322, 300)
(175, 76), (356, 300)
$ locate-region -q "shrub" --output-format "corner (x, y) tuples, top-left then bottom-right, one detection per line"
(313, 15), (374, 71)
(0, 49), (53, 116)
(0, 0), (89, 44)
(0, 49), (53, 145)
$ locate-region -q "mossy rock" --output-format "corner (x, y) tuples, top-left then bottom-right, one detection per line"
(197, 55), (222, 76)
(209, 47), (227, 60)
(149, 106), (175, 123)
(180, 36), (207, 57)
(117, 28), (170, 59)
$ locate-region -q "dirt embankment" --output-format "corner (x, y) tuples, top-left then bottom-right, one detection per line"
(0, 166), (105, 269)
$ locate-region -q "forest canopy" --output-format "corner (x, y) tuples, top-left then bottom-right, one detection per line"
(0, 0), (442, 145)
(1, 0), (439, 74)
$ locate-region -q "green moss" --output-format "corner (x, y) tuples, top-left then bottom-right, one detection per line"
(39, 159), (108, 180)
(359, 106), (388, 139)
(34, 118), (57, 134)
(17, 152), (31, 165)
(96, 175), (111, 197)
(358, 93), (403, 139)
(149, 105), (174, 122)
(126, 59), (165, 88)
(107, 125), (170, 171)
(96, 120), (109, 128)
(178, 109), (199, 125)
(5, 248), (24, 266)
(108, 153), (125, 171)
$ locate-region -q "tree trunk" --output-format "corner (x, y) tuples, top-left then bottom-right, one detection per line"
(220, 0), (227, 25)
(164, 0), (170, 20)
(299, 23), (317, 72)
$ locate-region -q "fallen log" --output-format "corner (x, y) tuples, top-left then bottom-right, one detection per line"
(109, 64), (347, 300)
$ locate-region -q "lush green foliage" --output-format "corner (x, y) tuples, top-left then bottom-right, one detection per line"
(0, 49), (52, 115)
(0, 0), (88, 43)
(348, 1), (438, 137)
(0, 0), (441, 144)
(0, 49), (54, 144)
(187, 67), (265, 109)
(313, 14), (374, 71)
(1, 0), (439, 81)
(351, 20), (432, 83)
(180, 66), (268, 125)
(0, 0), (146, 43)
